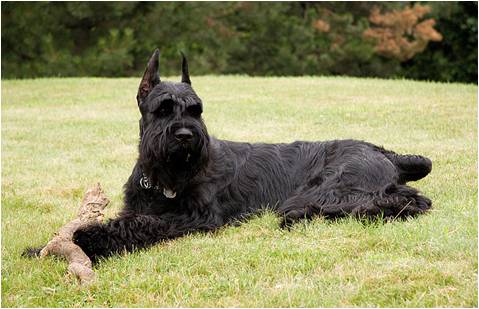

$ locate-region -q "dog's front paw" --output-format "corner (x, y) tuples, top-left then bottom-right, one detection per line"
(21, 246), (44, 258)
(73, 225), (109, 262)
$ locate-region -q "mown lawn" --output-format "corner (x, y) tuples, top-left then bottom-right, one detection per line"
(1, 76), (477, 307)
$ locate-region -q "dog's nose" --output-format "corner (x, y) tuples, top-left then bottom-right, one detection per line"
(174, 128), (193, 141)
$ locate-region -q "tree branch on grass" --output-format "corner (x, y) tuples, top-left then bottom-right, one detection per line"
(39, 183), (110, 285)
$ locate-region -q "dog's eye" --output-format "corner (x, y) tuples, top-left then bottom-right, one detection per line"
(186, 104), (202, 117)
(154, 99), (174, 117)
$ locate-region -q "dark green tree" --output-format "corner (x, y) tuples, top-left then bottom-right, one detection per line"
(1, 2), (476, 83)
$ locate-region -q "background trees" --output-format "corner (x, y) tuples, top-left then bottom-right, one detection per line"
(2, 2), (477, 83)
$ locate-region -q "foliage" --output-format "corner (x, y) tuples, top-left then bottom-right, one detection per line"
(400, 2), (478, 83)
(364, 4), (442, 62)
(1, 2), (477, 82)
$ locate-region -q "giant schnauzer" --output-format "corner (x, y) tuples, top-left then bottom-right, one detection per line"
(26, 49), (432, 262)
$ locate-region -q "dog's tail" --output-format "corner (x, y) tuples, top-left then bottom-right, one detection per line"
(384, 152), (432, 184)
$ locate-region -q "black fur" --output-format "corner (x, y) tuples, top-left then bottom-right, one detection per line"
(24, 50), (432, 262)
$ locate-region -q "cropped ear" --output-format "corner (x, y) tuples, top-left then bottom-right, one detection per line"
(180, 52), (191, 85)
(137, 49), (160, 105)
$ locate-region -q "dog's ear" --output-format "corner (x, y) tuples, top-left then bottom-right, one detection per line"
(180, 52), (191, 85)
(137, 49), (160, 105)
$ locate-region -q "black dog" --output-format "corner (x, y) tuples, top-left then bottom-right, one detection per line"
(26, 50), (432, 262)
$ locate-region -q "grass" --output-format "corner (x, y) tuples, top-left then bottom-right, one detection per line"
(1, 76), (477, 307)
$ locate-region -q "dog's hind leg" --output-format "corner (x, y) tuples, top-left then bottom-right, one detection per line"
(277, 183), (431, 228)
(351, 184), (431, 218)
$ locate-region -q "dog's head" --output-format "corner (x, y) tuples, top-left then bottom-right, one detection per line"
(136, 49), (209, 195)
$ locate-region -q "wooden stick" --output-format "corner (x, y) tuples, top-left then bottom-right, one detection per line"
(40, 183), (110, 285)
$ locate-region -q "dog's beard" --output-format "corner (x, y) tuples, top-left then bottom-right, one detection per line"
(166, 142), (195, 165)
(139, 129), (209, 194)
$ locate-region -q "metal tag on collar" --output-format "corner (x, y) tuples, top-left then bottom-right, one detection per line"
(163, 188), (177, 199)
(140, 173), (172, 197)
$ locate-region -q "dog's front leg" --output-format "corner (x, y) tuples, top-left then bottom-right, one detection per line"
(72, 212), (220, 262)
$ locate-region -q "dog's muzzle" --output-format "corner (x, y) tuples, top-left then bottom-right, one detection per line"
(174, 128), (193, 142)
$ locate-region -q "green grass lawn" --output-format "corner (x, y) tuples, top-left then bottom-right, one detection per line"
(1, 76), (477, 307)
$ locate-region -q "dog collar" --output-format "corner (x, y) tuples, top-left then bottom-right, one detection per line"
(139, 173), (176, 198)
